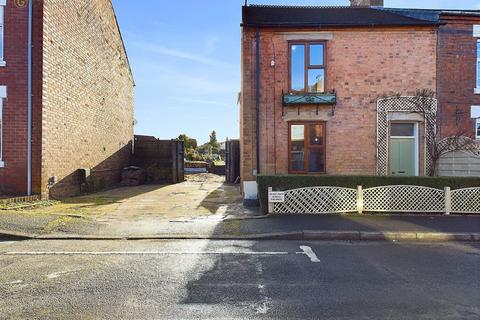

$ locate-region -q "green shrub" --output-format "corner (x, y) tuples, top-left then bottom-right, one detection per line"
(257, 175), (480, 213)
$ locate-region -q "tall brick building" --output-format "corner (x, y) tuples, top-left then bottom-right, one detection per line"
(240, 1), (480, 202)
(0, 0), (134, 198)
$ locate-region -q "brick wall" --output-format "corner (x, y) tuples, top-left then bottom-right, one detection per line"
(437, 15), (480, 139)
(0, 1), (29, 195)
(41, 0), (134, 198)
(241, 27), (437, 182)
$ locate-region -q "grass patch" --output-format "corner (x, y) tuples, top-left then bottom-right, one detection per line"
(0, 186), (163, 217)
(0, 200), (59, 211)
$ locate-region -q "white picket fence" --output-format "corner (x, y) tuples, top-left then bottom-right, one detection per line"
(268, 185), (480, 215)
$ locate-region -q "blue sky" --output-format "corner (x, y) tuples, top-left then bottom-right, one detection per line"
(112, 0), (480, 144)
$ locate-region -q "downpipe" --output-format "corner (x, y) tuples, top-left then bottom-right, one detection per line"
(27, 0), (33, 195)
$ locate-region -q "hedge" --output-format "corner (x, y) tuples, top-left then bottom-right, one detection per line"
(257, 175), (480, 213)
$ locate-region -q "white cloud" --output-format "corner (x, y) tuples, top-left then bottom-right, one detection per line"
(166, 96), (232, 107)
(130, 41), (237, 70)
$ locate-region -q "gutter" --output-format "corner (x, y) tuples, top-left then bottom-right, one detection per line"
(255, 28), (260, 176)
(241, 22), (442, 28)
(27, 0), (33, 196)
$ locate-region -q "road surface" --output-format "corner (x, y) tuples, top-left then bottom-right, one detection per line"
(1, 239), (479, 319)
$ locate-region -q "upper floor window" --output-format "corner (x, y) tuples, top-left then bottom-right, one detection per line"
(290, 42), (325, 93)
(474, 25), (480, 92)
(477, 40), (480, 90)
(0, 0), (5, 66)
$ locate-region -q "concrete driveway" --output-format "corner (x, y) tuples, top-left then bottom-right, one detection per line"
(0, 173), (259, 237)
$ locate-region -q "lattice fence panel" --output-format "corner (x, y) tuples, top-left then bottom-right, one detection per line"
(273, 187), (357, 214)
(451, 188), (480, 214)
(377, 96), (437, 176)
(363, 185), (444, 213)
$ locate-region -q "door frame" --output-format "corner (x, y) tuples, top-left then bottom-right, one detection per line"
(389, 122), (419, 176)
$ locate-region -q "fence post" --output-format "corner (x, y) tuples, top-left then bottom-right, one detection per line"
(357, 185), (364, 214)
(444, 186), (451, 215)
(268, 187), (274, 214)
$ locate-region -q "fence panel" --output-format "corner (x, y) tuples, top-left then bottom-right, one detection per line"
(451, 188), (480, 214)
(363, 185), (445, 213)
(269, 185), (480, 214)
(273, 187), (357, 214)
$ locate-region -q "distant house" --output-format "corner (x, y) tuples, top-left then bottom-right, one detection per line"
(239, 0), (480, 202)
(0, 0), (134, 198)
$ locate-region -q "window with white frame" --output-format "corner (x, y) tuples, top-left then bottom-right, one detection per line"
(476, 118), (480, 140)
(474, 25), (480, 93)
(477, 40), (480, 91)
(0, 0), (5, 66)
(0, 86), (6, 167)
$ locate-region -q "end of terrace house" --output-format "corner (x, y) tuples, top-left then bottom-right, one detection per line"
(239, 0), (480, 202)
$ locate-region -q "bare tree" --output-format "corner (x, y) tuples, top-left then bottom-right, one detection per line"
(411, 89), (480, 176)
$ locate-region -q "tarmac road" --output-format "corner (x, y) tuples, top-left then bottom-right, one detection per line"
(1, 239), (479, 319)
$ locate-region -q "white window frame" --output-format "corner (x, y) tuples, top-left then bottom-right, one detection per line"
(0, 85), (6, 168)
(476, 39), (480, 94)
(476, 118), (480, 140)
(474, 26), (480, 93)
(0, 0), (5, 67)
(471, 106), (480, 139)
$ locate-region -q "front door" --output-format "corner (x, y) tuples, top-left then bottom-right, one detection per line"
(390, 123), (418, 176)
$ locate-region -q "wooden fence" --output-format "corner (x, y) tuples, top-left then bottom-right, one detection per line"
(225, 139), (240, 183)
(131, 136), (184, 184)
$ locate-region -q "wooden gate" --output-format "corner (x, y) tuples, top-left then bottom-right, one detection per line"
(132, 136), (184, 184)
(225, 139), (240, 183)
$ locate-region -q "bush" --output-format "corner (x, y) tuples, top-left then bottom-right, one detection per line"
(257, 175), (480, 213)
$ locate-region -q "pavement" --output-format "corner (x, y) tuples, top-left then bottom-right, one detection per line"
(1, 213), (480, 242)
(0, 173), (479, 241)
(1, 239), (479, 319)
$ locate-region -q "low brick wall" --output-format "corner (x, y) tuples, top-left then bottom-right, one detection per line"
(0, 195), (41, 205)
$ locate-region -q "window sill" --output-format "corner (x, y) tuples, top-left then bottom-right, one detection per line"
(475, 88), (480, 94)
(0, 61), (5, 67)
(0, 160), (4, 168)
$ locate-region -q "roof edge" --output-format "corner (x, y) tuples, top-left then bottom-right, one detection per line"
(109, 0), (135, 86)
(241, 22), (440, 28)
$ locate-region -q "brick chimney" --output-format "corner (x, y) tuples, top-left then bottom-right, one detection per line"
(350, 0), (384, 7)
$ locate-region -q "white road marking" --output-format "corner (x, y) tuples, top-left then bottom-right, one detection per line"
(2, 251), (289, 256)
(1, 280), (23, 285)
(47, 272), (63, 279)
(297, 246), (321, 263)
(253, 261), (271, 314)
(46, 269), (82, 279)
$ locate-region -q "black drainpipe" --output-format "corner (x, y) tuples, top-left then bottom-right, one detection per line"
(255, 27), (260, 176)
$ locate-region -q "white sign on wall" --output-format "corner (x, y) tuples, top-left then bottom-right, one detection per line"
(474, 25), (480, 37)
(269, 191), (285, 203)
(471, 106), (480, 118)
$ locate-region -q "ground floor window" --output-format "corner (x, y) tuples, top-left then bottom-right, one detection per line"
(289, 122), (326, 174)
(476, 118), (480, 140)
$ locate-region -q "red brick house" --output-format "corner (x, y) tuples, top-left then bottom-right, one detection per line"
(0, 0), (134, 198)
(239, 1), (480, 202)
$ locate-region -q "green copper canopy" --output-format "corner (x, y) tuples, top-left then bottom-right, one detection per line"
(283, 93), (336, 105)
